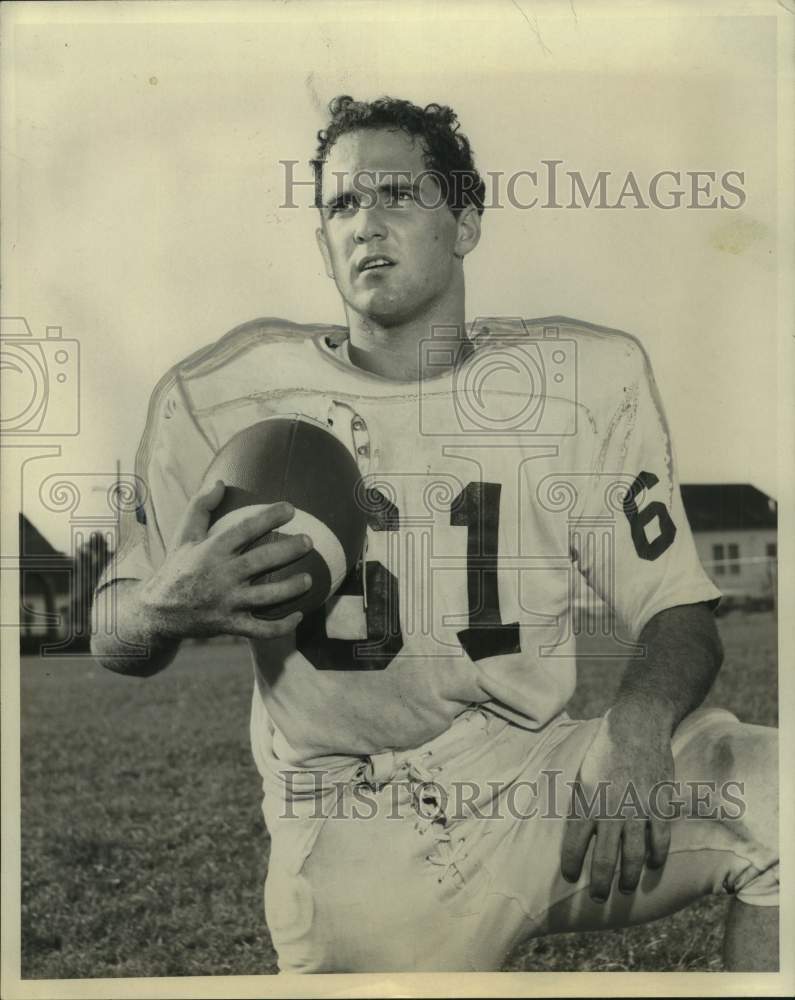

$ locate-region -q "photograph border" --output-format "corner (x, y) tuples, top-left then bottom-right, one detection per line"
(2, 1), (793, 997)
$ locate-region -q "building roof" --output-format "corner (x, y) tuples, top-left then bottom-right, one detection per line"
(19, 513), (69, 559)
(680, 484), (777, 532)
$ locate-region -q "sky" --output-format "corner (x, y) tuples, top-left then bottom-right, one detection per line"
(1, 0), (784, 553)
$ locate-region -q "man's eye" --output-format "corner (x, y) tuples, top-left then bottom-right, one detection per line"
(329, 198), (356, 217)
(386, 189), (413, 206)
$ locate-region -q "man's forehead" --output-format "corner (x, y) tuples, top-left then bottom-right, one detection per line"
(322, 128), (427, 180)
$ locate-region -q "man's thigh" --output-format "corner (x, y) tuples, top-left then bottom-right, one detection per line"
(266, 709), (579, 972)
(265, 711), (588, 971)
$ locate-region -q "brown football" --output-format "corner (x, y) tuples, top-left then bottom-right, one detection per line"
(204, 416), (367, 620)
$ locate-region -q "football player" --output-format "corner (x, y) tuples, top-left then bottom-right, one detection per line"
(92, 96), (779, 973)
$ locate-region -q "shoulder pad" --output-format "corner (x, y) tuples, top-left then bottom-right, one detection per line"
(177, 317), (345, 381)
(470, 314), (646, 367)
(529, 317), (665, 445)
(134, 317), (345, 477)
(522, 315), (647, 366)
(523, 314), (651, 390)
(469, 314), (650, 408)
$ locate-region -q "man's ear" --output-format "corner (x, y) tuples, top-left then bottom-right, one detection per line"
(316, 225), (335, 279)
(453, 204), (482, 259)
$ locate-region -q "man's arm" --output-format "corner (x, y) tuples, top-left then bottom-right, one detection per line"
(90, 479), (312, 677)
(612, 600), (723, 735)
(561, 601), (723, 900)
(91, 578), (182, 677)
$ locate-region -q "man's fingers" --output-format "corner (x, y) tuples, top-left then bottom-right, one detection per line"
(561, 814), (595, 884)
(232, 610), (304, 641)
(174, 479), (226, 545)
(618, 820), (647, 894)
(235, 534), (312, 581)
(648, 814), (672, 870)
(238, 573), (313, 609)
(589, 821), (621, 902)
(209, 502), (297, 554)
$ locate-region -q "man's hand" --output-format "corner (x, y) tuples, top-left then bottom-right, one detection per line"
(560, 694), (676, 902)
(139, 479), (313, 643)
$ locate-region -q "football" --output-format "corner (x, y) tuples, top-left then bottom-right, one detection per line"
(203, 416), (368, 620)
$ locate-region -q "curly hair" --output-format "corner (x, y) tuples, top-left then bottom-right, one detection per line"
(312, 95), (486, 217)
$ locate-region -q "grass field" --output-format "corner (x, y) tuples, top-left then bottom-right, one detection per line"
(20, 611), (777, 978)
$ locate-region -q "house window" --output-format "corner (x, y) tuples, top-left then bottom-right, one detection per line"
(766, 542), (777, 559)
(711, 542), (741, 575)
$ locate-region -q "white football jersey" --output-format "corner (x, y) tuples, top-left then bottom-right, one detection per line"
(96, 316), (720, 764)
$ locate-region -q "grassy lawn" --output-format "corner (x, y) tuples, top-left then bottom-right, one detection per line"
(20, 611), (777, 978)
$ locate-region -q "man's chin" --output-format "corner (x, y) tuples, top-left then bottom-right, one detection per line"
(347, 292), (416, 329)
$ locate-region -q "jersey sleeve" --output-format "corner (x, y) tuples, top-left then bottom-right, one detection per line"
(94, 368), (215, 596)
(573, 339), (721, 637)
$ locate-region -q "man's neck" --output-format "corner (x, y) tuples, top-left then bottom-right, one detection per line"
(346, 305), (469, 382)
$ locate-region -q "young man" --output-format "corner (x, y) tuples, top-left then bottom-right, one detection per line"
(92, 96), (779, 973)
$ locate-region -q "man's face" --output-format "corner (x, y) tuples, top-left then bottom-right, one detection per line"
(316, 128), (478, 328)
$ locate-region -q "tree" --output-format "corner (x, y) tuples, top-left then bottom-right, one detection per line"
(69, 532), (111, 650)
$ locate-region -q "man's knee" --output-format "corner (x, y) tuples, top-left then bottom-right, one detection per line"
(673, 709), (776, 798)
(700, 717), (777, 831)
(672, 710), (778, 906)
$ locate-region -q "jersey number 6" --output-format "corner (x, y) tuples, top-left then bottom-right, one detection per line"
(623, 470), (677, 561)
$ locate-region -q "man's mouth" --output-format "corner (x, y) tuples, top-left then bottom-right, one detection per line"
(357, 255), (396, 273)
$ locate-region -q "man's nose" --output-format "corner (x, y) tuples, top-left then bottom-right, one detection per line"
(353, 204), (387, 244)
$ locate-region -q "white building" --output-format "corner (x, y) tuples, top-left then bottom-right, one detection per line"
(680, 484), (777, 605)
